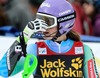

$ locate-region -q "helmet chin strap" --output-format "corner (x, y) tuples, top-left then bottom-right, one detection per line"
(51, 31), (62, 41)
(52, 25), (66, 41)
(43, 25), (65, 41)
(42, 30), (62, 41)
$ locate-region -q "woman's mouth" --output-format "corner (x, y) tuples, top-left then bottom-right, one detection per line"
(43, 32), (49, 34)
(43, 32), (50, 36)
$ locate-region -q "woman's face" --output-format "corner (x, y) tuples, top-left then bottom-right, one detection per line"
(43, 26), (58, 40)
(82, 3), (94, 16)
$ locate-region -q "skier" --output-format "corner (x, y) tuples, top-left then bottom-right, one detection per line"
(0, 0), (99, 78)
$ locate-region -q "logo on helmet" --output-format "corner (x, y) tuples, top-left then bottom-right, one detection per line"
(58, 14), (75, 23)
(41, 2), (50, 8)
(59, 10), (71, 16)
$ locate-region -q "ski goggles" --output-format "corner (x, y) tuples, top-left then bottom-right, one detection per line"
(36, 12), (76, 28)
(36, 13), (57, 28)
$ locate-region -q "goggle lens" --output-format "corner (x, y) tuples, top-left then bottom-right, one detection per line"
(36, 13), (57, 28)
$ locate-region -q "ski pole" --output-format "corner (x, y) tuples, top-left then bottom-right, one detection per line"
(22, 54), (38, 78)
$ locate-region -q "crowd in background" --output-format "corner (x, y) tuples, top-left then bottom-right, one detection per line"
(0, 0), (100, 37)
(68, 0), (100, 37)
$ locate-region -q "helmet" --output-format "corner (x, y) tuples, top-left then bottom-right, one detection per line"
(36, 0), (76, 35)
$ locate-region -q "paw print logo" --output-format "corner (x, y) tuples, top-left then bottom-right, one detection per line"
(71, 57), (83, 70)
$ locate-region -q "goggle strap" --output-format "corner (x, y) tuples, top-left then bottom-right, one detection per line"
(57, 11), (76, 23)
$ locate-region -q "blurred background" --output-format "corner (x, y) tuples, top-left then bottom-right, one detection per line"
(0, 0), (100, 40)
(0, 0), (43, 35)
